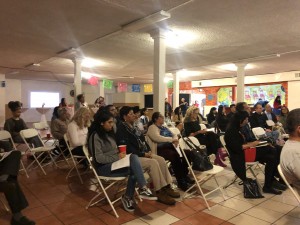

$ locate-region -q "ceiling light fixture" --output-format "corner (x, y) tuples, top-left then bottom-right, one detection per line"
(219, 64), (254, 71)
(81, 57), (104, 68)
(122, 10), (171, 32)
(176, 69), (201, 77)
(165, 29), (197, 48)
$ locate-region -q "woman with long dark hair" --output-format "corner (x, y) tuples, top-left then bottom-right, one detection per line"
(87, 110), (156, 212)
(224, 111), (283, 195)
(172, 107), (183, 123)
(206, 107), (217, 125)
(215, 105), (229, 132)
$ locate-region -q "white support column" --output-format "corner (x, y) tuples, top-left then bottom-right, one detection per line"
(0, 74), (6, 127)
(73, 57), (82, 99)
(151, 29), (166, 114)
(173, 72), (180, 108)
(235, 63), (247, 103)
(99, 80), (104, 98)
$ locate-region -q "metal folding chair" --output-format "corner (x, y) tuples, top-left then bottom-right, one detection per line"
(278, 165), (300, 205)
(0, 130), (29, 178)
(179, 137), (226, 210)
(64, 134), (87, 184)
(20, 129), (56, 175)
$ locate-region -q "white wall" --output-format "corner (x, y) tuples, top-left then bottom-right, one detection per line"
(288, 81), (300, 110)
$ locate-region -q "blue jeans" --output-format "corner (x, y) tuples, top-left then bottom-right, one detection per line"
(96, 154), (146, 198)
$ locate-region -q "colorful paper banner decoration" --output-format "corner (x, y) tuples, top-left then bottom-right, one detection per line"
(144, 84), (153, 93)
(102, 79), (113, 89)
(87, 76), (98, 86)
(132, 84), (140, 92)
(117, 82), (128, 92)
(167, 80), (173, 88)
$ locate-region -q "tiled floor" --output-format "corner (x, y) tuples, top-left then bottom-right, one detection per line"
(0, 156), (299, 225)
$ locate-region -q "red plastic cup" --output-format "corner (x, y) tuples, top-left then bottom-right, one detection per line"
(118, 145), (127, 153)
(47, 133), (51, 138)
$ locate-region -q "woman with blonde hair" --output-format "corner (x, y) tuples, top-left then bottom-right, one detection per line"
(67, 107), (91, 161)
(184, 106), (227, 167)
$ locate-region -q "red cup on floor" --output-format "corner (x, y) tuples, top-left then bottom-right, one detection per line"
(47, 133), (51, 138)
(118, 145), (127, 153)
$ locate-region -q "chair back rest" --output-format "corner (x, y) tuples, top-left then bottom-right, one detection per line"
(168, 127), (181, 137)
(0, 130), (17, 149)
(278, 165), (300, 204)
(252, 127), (266, 140)
(266, 120), (275, 127)
(200, 123), (207, 130)
(20, 129), (39, 139)
(33, 122), (49, 130)
(0, 130), (12, 141)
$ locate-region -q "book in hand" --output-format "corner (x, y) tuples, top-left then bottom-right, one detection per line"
(111, 154), (131, 171)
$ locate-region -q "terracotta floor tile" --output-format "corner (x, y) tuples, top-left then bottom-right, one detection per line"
(171, 220), (192, 225)
(163, 201), (197, 219)
(38, 191), (68, 205)
(23, 205), (52, 221)
(133, 200), (160, 217)
(182, 198), (209, 211)
(97, 207), (137, 225)
(183, 211), (226, 225)
(71, 217), (106, 225)
(35, 215), (64, 225)
(55, 207), (93, 225)
(46, 198), (81, 214)
(0, 213), (11, 225)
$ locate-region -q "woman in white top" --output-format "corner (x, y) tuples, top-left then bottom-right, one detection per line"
(67, 107), (91, 158)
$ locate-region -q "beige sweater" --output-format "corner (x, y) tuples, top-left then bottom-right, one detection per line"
(146, 124), (177, 154)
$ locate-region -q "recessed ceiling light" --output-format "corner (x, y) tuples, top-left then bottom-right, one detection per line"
(219, 64), (254, 71)
(82, 57), (104, 68)
(165, 29), (197, 48)
(176, 69), (201, 77)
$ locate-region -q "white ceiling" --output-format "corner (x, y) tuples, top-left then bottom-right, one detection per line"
(2, 0), (300, 84)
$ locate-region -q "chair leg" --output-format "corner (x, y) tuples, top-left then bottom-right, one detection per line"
(20, 160), (29, 178)
(0, 198), (9, 212)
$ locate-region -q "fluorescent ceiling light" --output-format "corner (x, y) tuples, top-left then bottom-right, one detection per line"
(165, 29), (197, 48)
(122, 10), (170, 32)
(219, 64), (254, 71)
(82, 57), (104, 68)
(177, 69), (202, 77)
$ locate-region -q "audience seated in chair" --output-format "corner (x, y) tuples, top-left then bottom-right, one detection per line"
(226, 104), (236, 121)
(206, 107), (217, 125)
(0, 151), (35, 225)
(87, 111), (156, 212)
(280, 108), (300, 194)
(224, 111), (285, 195)
(67, 107), (91, 166)
(51, 107), (69, 154)
(146, 112), (193, 191)
(184, 106), (227, 167)
(4, 101), (42, 148)
(116, 106), (180, 205)
(215, 105), (229, 133)
(249, 103), (280, 142)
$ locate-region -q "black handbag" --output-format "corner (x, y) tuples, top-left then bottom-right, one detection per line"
(183, 137), (213, 171)
(243, 178), (264, 199)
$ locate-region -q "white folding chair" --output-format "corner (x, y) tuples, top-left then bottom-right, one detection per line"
(179, 137), (226, 210)
(220, 135), (263, 189)
(169, 127), (181, 137)
(64, 134), (87, 184)
(0, 130), (29, 178)
(20, 129), (56, 175)
(0, 195), (9, 212)
(200, 123), (207, 130)
(278, 165), (300, 205)
(82, 145), (127, 218)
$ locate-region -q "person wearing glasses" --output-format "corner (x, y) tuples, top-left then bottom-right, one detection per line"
(146, 112), (194, 191)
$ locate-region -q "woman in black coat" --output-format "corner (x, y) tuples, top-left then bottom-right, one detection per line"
(224, 111), (283, 195)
